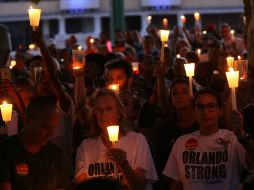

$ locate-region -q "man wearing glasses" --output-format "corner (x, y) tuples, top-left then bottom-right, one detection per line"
(163, 88), (254, 190)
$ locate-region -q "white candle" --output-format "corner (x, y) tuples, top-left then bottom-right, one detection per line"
(9, 60), (16, 69)
(107, 125), (119, 144)
(0, 102), (13, 122)
(160, 30), (170, 63)
(184, 63), (195, 96)
(29, 43), (35, 50)
(226, 70), (239, 110)
(108, 84), (120, 93)
(226, 56), (234, 68)
(107, 125), (120, 180)
(147, 16), (152, 25)
(194, 12), (200, 21)
(160, 30), (170, 42)
(184, 63), (195, 77)
(28, 6), (41, 30)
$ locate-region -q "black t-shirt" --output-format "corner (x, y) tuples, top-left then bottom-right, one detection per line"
(156, 121), (199, 174)
(0, 135), (71, 190)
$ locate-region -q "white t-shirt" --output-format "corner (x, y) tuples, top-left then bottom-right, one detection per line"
(76, 131), (158, 190)
(163, 129), (247, 190)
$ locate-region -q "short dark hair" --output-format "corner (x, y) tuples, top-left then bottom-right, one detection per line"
(169, 77), (189, 97)
(105, 59), (133, 78)
(25, 96), (56, 118)
(193, 87), (223, 109)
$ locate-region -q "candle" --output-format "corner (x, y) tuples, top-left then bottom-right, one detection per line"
(0, 102), (13, 122)
(9, 60), (16, 69)
(107, 125), (119, 144)
(29, 43), (35, 50)
(160, 30), (170, 42)
(28, 6), (41, 31)
(180, 15), (186, 25)
(162, 18), (168, 28)
(226, 56), (234, 68)
(230, 30), (235, 40)
(131, 62), (139, 74)
(72, 46), (85, 70)
(196, 49), (201, 58)
(243, 16), (246, 26)
(184, 63), (195, 96)
(107, 125), (120, 180)
(226, 69), (239, 110)
(147, 15), (152, 25)
(194, 12), (200, 21)
(160, 30), (170, 63)
(108, 84), (120, 93)
(236, 59), (248, 82)
(90, 38), (94, 44)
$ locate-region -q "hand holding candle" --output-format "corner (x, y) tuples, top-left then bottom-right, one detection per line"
(184, 63), (195, 96)
(160, 30), (170, 63)
(107, 125), (119, 179)
(0, 101), (13, 122)
(28, 6), (41, 31)
(194, 12), (201, 27)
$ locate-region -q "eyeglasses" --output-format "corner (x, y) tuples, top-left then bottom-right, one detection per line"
(195, 103), (218, 112)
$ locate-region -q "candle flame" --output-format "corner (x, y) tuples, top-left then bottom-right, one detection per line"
(90, 38), (94, 44)
(194, 12), (200, 20)
(237, 55), (241, 60)
(2, 101), (7, 105)
(202, 30), (207, 35)
(147, 16), (152, 21)
(29, 6), (33, 9)
(230, 30), (235, 35)
(78, 46), (82, 50)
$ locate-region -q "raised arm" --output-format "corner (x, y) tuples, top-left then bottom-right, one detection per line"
(32, 30), (71, 113)
(154, 60), (174, 120)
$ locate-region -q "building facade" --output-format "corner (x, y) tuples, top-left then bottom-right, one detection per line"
(0, 0), (244, 48)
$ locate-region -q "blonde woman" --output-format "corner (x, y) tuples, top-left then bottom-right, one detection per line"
(75, 88), (158, 190)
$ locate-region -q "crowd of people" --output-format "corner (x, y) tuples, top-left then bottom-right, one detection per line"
(0, 21), (254, 190)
